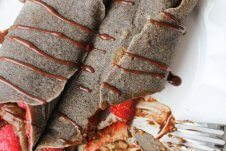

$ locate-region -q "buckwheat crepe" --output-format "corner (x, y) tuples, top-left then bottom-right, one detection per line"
(37, 0), (182, 149)
(101, 0), (198, 104)
(0, 0), (106, 150)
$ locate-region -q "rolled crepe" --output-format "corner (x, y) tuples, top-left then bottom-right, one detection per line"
(37, 0), (179, 149)
(101, 0), (198, 104)
(0, 0), (107, 150)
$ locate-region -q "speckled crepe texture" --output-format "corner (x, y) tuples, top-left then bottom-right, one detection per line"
(37, 0), (181, 149)
(101, 0), (198, 104)
(0, 0), (106, 149)
(134, 131), (168, 151)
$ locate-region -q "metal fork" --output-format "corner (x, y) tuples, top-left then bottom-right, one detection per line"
(132, 99), (226, 151)
(160, 121), (226, 151)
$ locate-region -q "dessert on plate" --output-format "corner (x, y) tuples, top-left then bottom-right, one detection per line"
(0, 0), (198, 150)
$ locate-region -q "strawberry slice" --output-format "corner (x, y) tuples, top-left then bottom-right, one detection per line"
(110, 100), (136, 121)
(0, 124), (21, 151)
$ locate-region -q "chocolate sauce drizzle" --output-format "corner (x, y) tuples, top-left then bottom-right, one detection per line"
(167, 72), (182, 86)
(13, 25), (105, 67)
(11, 25), (95, 52)
(125, 52), (181, 85)
(58, 111), (82, 132)
(30, 0), (115, 41)
(0, 57), (67, 81)
(11, 25), (100, 68)
(7, 35), (81, 67)
(150, 11), (186, 34)
(81, 65), (95, 73)
(114, 0), (135, 5)
(102, 82), (121, 96)
(114, 63), (166, 79)
(12, 25), (108, 54)
(78, 85), (92, 93)
(102, 51), (181, 94)
(92, 47), (107, 54)
(0, 76), (46, 104)
(125, 52), (169, 71)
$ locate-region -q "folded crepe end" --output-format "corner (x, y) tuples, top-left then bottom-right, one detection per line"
(0, 102), (32, 151)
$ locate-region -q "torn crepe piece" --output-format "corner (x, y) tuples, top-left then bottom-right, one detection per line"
(80, 97), (176, 151)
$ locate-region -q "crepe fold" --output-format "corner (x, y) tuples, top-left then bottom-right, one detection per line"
(101, 0), (198, 104)
(0, 0), (107, 150)
(37, 0), (180, 150)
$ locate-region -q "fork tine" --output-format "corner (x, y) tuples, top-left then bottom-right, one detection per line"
(172, 130), (225, 146)
(176, 122), (225, 137)
(175, 124), (225, 139)
(161, 133), (224, 151)
(163, 121), (225, 150)
(176, 128), (224, 140)
(176, 120), (225, 130)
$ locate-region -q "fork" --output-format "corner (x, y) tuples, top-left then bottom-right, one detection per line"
(161, 121), (226, 151)
(131, 98), (226, 151)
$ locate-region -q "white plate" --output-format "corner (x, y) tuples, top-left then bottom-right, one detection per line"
(1, 0), (226, 124)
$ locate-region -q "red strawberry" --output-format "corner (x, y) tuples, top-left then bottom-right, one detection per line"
(110, 100), (136, 121)
(0, 124), (21, 151)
